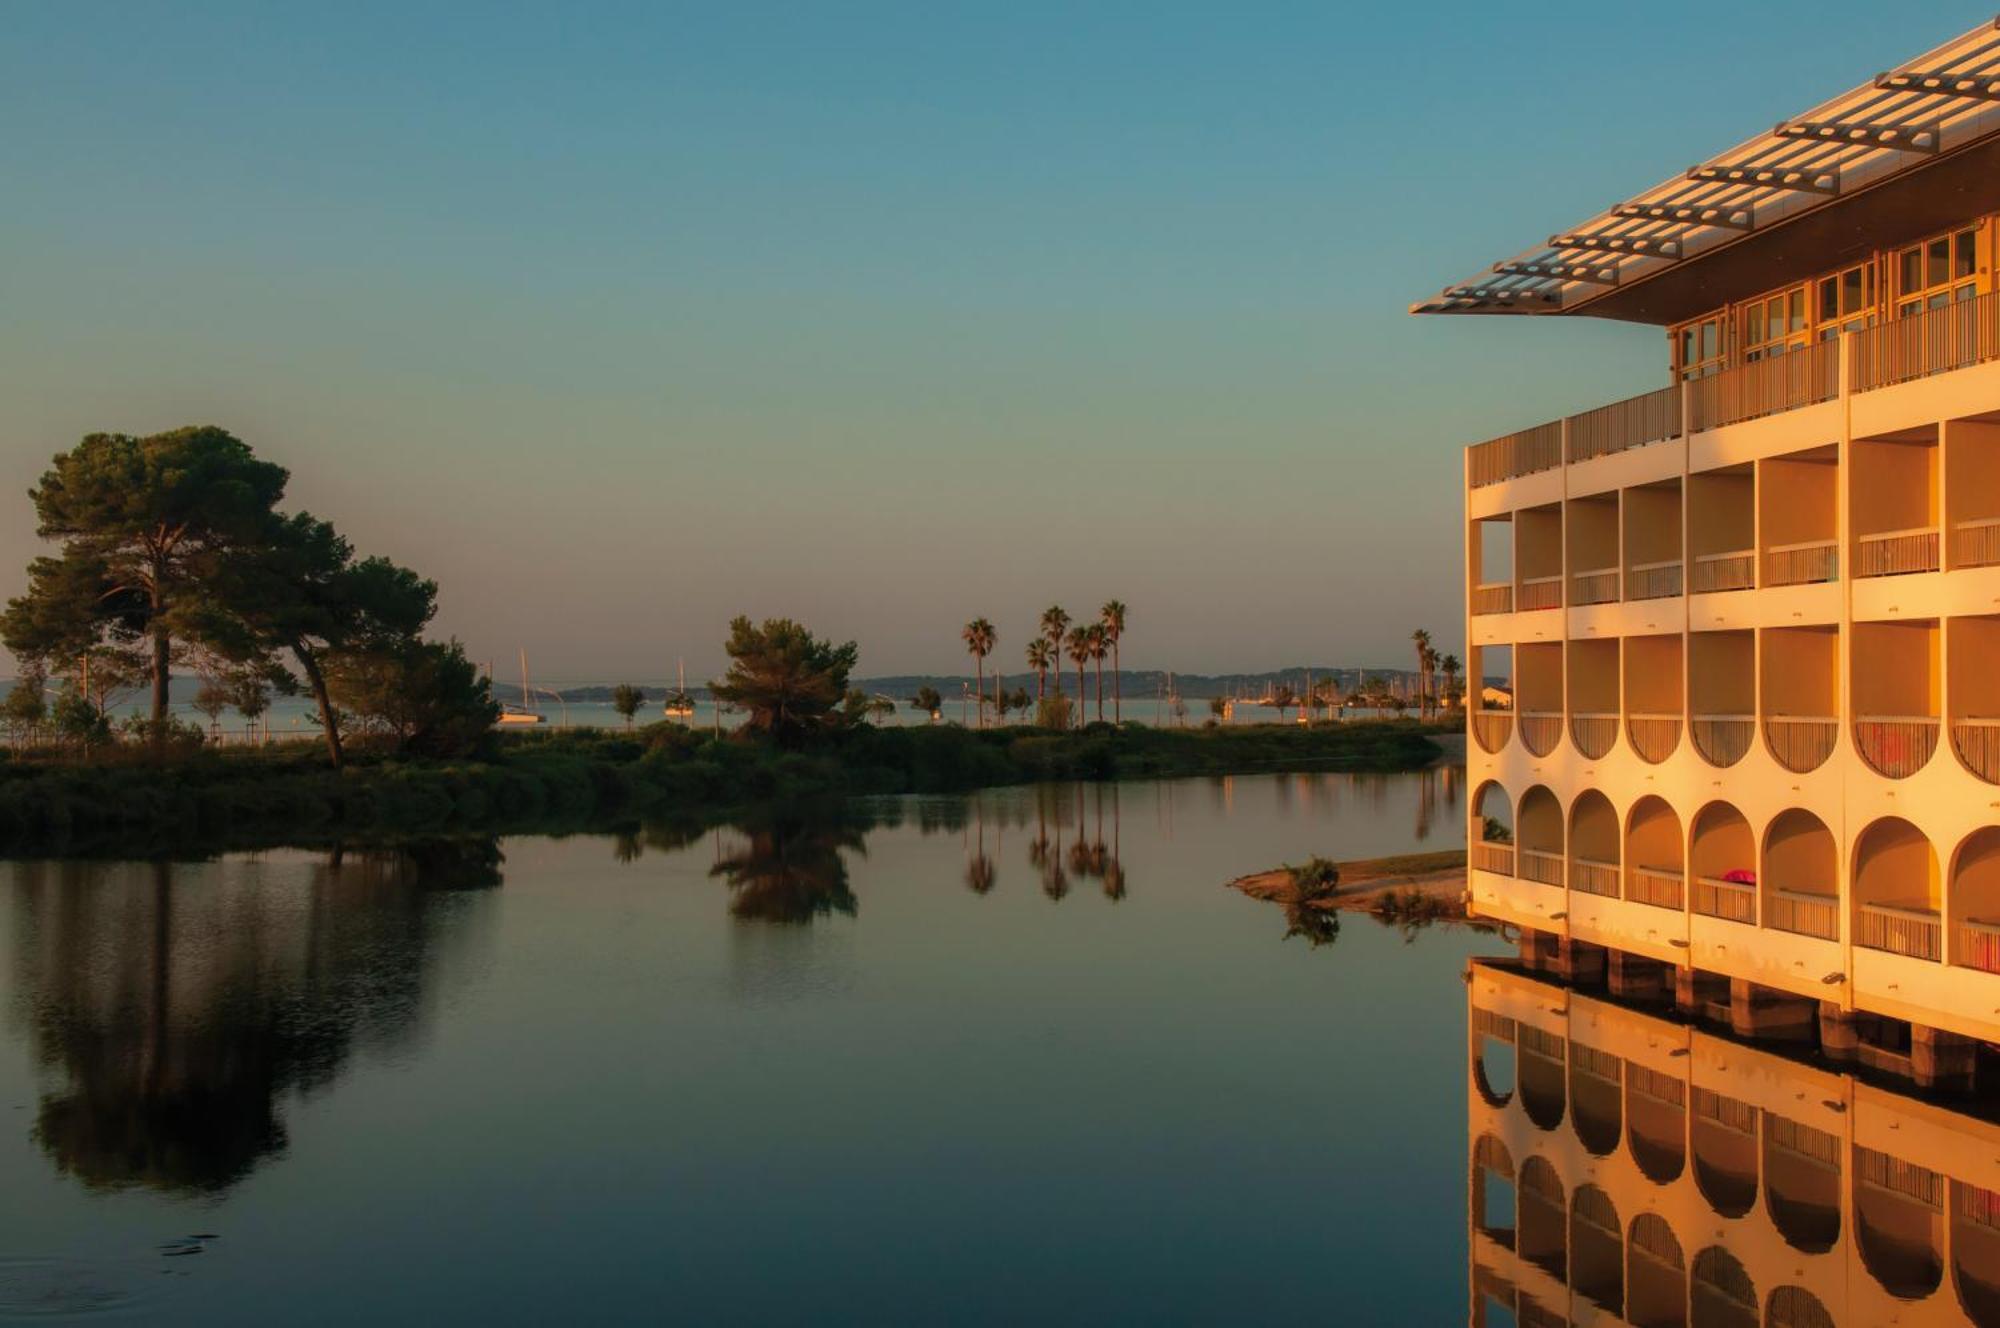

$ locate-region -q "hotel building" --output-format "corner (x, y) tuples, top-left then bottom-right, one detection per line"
(1420, 17), (2000, 1087)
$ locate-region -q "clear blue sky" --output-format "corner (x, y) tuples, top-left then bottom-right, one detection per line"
(0, 2), (1981, 681)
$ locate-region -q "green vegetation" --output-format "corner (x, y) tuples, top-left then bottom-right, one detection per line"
(1283, 855), (1342, 899)
(611, 684), (644, 728)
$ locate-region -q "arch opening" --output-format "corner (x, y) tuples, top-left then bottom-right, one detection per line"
(1854, 817), (1941, 962)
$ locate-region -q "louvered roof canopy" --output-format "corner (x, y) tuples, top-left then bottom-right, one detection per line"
(1413, 16), (2000, 325)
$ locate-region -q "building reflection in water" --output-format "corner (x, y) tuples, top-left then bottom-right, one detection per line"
(6, 842), (499, 1195)
(1468, 958), (2000, 1326)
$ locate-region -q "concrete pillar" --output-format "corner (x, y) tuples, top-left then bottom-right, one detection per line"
(1608, 951), (1670, 1004)
(1818, 1002), (1858, 1065)
(1553, 939), (1606, 987)
(1674, 965), (1698, 1015)
(1913, 1025), (1979, 1094)
(1728, 979), (1817, 1043)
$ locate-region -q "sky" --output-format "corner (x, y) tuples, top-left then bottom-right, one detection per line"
(1, 1), (1986, 684)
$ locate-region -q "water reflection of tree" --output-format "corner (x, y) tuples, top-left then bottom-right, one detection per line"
(709, 810), (865, 924)
(8, 841), (498, 1195)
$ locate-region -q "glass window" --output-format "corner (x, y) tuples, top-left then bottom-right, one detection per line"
(1956, 228), (1978, 280)
(1929, 238), (1950, 288)
(1843, 267), (1864, 314)
(1789, 289), (1806, 333)
(1902, 246), (1923, 294)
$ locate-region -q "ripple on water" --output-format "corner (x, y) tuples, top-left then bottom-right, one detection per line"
(0, 1257), (168, 1320)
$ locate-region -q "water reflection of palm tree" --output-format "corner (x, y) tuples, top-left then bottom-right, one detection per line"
(12, 843), (497, 1195)
(965, 801), (996, 895)
(709, 811), (863, 924)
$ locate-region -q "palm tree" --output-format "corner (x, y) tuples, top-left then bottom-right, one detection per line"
(1040, 606), (1071, 697)
(1099, 600), (1127, 722)
(962, 618), (996, 728)
(1440, 653), (1463, 712)
(1087, 624), (1109, 722)
(1065, 625), (1093, 727)
(1026, 638), (1054, 702)
(1411, 629), (1432, 719)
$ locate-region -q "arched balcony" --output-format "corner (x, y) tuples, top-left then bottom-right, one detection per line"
(1951, 1181), (2000, 1325)
(1518, 1156), (1567, 1282)
(1762, 625), (1838, 773)
(1516, 643), (1563, 757)
(1690, 1246), (1758, 1328)
(1691, 803), (1756, 925)
(1568, 1042), (1621, 1156)
(1517, 787), (1564, 888)
(1949, 615), (2000, 783)
(1624, 796), (1685, 911)
(1692, 1089), (1759, 1220)
(1471, 1134), (1516, 1251)
(1568, 791), (1620, 899)
(1763, 1113), (1842, 1254)
(1947, 419), (2000, 571)
(1950, 827), (2000, 975)
(1625, 1064), (1686, 1184)
(1470, 643), (1513, 754)
(1624, 633), (1683, 764)
(1518, 1025), (1566, 1132)
(1626, 1213), (1684, 1328)
(1690, 630), (1755, 767)
(1852, 429), (1940, 578)
(1623, 477), (1684, 601)
(1852, 619), (1940, 778)
(1762, 810), (1839, 941)
(1689, 463), (1755, 594)
(1855, 1144), (1944, 1300)
(1471, 782), (1515, 877)
(1472, 1010), (1516, 1107)
(1854, 817), (1941, 962)
(1568, 492), (1621, 606)
(1570, 1184), (1624, 1313)
(1568, 638), (1619, 759)
(1766, 1286), (1835, 1328)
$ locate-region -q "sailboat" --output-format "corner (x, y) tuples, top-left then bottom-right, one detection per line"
(495, 649), (547, 726)
(662, 658), (695, 720)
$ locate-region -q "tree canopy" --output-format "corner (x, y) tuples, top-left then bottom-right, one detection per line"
(708, 617), (859, 747)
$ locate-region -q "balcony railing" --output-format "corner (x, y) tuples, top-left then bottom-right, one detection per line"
(1857, 900), (1941, 962)
(1627, 865), (1684, 911)
(1517, 574), (1563, 612)
(1570, 713), (1617, 759)
(1519, 848), (1564, 887)
(1851, 287), (2000, 391)
(1473, 841), (1515, 876)
(1567, 384), (1683, 463)
(1626, 558), (1684, 601)
(1688, 339), (1839, 430)
(1472, 582), (1513, 615)
(1764, 538), (1838, 586)
(1855, 716), (1939, 779)
(1571, 856), (1620, 898)
(1957, 917), (2000, 975)
(1765, 715), (1838, 773)
(1956, 517), (2000, 570)
(1690, 549), (1755, 594)
(1953, 717), (2000, 784)
(1856, 526), (1940, 578)
(1570, 566), (1620, 606)
(1471, 710), (1512, 754)
(1693, 875), (1757, 924)
(1767, 887), (1839, 941)
(1627, 713), (1680, 764)
(1519, 712), (1562, 756)
(1692, 714), (1754, 767)
(1469, 421), (1563, 489)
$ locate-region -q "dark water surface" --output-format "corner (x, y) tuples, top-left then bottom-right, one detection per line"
(0, 771), (1494, 1325)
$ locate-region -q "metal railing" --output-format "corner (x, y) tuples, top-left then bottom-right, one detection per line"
(1691, 714), (1755, 767)
(1765, 715), (1838, 773)
(1764, 538), (1838, 586)
(1471, 710), (1513, 754)
(1518, 712), (1562, 756)
(1857, 900), (1941, 961)
(1851, 287), (2000, 391)
(1955, 516), (2000, 570)
(1517, 574), (1563, 612)
(1469, 420), (1564, 489)
(1571, 856), (1620, 898)
(1767, 887), (1839, 941)
(1519, 848), (1565, 887)
(1688, 339), (1839, 431)
(1627, 865), (1684, 910)
(1626, 558), (1683, 601)
(1473, 841), (1515, 876)
(1690, 549), (1755, 594)
(1472, 582), (1513, 615)
(1566, 384), (1682, 463)
(1570, 566), (1620, 606)
(1570, 713), (1617, 759)
(1957, 917), (2000, 975)
(1627, 713), (1680, 764)
(1953, 717), (2000, 784)
(1855, 716), (1939, 779)
(1693, 875), (1757, 924)
(1856, 526), (1940, 578)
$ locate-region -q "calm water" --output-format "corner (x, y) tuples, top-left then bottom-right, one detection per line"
(0, 770), (1505, 1324)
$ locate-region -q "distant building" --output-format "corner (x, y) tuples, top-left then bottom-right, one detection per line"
(1421, 16), (2000, 1081)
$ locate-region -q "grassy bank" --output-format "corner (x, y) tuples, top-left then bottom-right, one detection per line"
(0, 719), (1446, 857)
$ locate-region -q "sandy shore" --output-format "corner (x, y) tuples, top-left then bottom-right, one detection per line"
(1228, 849), (1470, 919)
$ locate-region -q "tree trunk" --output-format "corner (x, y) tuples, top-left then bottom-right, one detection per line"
(974, 657), (984, 729)
(149, 626), (171, 739)
(294, 645), (345, 768)
(1094, 658), (1104, 721)
(1075, 661), (1086, 725)
(1112, 642), (1121, 722)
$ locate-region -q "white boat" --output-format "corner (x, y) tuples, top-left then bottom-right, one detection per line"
(495, 649), (546, 726)
(663, 658), (695, 720)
